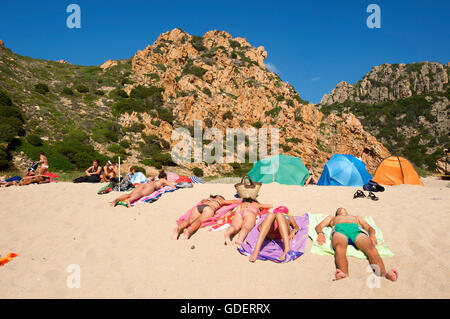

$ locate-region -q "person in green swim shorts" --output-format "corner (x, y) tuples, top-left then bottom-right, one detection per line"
(315, 207), (398, 282)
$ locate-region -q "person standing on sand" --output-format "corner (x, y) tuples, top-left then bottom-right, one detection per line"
(37, 152), (48, 175)
(111, 171), (175, 208)
(172, 195), (240, 240)
(315, 207), (398, 281)
(224, 198), (273, 246)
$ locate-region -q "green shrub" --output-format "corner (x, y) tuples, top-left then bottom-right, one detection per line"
(192, 167), (204, 177)
(202, 87), (212, 97)
(94, 89), (105, 96)
(126, 122), (145, 133)
(26, 133), (43, 146)
(190, 36), (206, 52)
(75, 84), (89, 93)
(183, 64), (207, 78)
(222, 111), (233, 120)
(119, 140), (130, 149)
(140, 158), (162, 169)
(62, 87), (74, 95)
(35, 83), (50, 94)
(109, 88), (128, 99)
(112, 98), (146, 115)
(0, 90), (13, 106)
(0, 105), (24, 123)
(251, 121), (262, 129)
(230, 40), (241, 48)
(0, 146), (11, 170)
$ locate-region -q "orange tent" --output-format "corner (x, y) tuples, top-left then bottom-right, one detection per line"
(373, 156), (423, 186)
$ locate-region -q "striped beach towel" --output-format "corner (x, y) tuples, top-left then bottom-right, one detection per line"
(189, 176), (205, 184)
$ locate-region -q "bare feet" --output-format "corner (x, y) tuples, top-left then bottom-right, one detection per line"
(171, 227), (180, 240)
(224, 234), (232, 245)
(279, 251), (288, 262)
(249, 253), (258, 263)
(385, 269), (398, 281)
(110, 200), (117, 207)
(333, 269), (348, 281)
(126, 201), (131, 208)
(182, 229), (190, 240)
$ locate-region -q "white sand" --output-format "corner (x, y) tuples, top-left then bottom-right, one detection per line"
(0, 177), (449, 298)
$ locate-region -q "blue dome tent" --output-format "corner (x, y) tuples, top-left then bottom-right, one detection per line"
(317, 154), (372, 186)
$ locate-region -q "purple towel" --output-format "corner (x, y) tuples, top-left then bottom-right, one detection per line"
(238, 213), (309, 263)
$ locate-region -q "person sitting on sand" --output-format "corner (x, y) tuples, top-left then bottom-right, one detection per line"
(172, 195), (240, 240)
(73, 160), (103, 183)
(37, 152), (48, 176)
(101, 160), (118, 182)
(248, 206), (299, 262)
(305, 166), (317, 185)
(315, 207), (398, 281)
(224, 198), (273, 246)
(111, 170), (175, 208)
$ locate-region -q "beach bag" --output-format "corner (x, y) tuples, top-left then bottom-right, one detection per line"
(363, 180), (385, 192)
(234, 175), (262, 199)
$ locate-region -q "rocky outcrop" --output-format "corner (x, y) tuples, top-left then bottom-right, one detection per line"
(100, 59), (118, 69)
(319, 61), (449, 172)
(320, 62), (449, 105)
(127, 28), (389, 175)
(0, 40), (4, 47)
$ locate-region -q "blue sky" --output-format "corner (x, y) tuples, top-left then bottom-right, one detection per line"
(0, 0), (449, 103)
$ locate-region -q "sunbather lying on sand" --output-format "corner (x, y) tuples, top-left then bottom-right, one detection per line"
(172, 195), (240, 240)
(1, 175), (50, 187)
(224, 198), (273, 246)
(248, 206), (299, 262)
(111, 171), (174, 208)
(315, 207), (398, 281)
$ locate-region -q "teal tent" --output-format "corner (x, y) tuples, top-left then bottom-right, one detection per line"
(247, 154), (310, 186)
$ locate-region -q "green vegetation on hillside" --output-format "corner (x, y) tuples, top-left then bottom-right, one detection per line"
(321, 91), (449, 171)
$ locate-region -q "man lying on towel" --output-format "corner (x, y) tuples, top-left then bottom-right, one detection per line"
(315, 207), (398, 282)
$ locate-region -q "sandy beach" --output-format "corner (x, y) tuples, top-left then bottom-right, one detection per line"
(0, 177), (449, 299)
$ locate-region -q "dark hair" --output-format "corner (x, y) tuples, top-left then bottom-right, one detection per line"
(93, 159), (100, 165)
(242, 198), (258, 203)
(40, 152), (45, 155)
(209, 194), (225, 200)
(158, 170), (167, 179)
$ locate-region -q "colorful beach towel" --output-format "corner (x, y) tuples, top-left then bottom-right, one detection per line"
(117, 186), (178, 206)
(190, 176), (205, 184)
(238, 213), (310, 263)
(0, 253), (18, 266)
(131, 172), (148, 184)
(166, 172), (179, 183)
(135, 186), (178, 205)
(308, 213), (394, 258)
(209, 208), (269, 232)
(177, 200), (242, 229)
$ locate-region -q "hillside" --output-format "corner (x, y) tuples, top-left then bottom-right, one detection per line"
(0, 29), (390, 177)
(319, 62), (449, 172)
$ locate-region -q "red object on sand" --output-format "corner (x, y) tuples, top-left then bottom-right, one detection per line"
(0, 253), (18, 266)
(44, 172), (59, 178)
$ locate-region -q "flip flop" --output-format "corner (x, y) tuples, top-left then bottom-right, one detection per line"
(367, 192), (379, 201)
(353, 190), (366, 199)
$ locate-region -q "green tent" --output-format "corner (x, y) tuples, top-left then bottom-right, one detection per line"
(247, 154), (310, 186)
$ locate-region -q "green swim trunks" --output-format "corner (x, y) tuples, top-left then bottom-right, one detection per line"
(333, 223), (368, 245)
